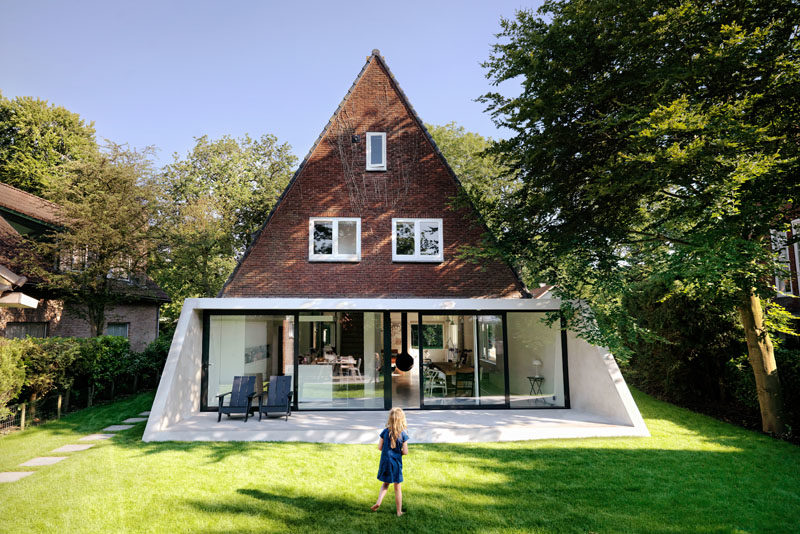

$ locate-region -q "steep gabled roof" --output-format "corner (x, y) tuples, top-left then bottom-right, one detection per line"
(220, 49), (530, 297)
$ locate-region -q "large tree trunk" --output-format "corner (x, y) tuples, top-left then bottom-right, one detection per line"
(737, 292), (785, 435)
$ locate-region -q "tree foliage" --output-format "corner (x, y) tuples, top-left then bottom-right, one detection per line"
(480, 1), (800, 433)
(25, 144), (160, 336)
(152, 134), (296, 324)
(0, 93), (98, 196)
(0, 339), (26, 419)
(426, 122), (517, 234)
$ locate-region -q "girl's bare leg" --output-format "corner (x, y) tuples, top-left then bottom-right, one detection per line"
(371, 483), (389, 511)
(394, 483), (403, 516)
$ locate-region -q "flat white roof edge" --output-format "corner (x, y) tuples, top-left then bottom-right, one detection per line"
(184, 297), (563, 312)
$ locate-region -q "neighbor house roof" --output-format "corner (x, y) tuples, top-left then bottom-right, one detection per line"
(0, 182), (64, 228)
(0, 181), (170, 304)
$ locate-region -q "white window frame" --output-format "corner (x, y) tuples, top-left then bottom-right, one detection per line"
(391, 218), (443, 262)
(366, 132), (387, 171)
(308, 217), (361, 262)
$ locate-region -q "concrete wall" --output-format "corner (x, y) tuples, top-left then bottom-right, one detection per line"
(143, 301), (202, 440)
(567, 331), (648, 433)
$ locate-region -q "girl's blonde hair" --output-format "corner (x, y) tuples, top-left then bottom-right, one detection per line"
(386, 407), (407, 449)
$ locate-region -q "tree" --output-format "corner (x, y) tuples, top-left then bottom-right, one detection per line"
(0, 93), (98, 196)
(426, 122), (517, 234)
(25, 144), (160, 336)
(480, 1), (800, 434)
(152, 134), (296, 324)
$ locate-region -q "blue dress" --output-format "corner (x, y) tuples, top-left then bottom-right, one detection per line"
(377, 428), (409, 484)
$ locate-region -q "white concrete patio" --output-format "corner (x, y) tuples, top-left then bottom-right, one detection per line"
(145, 408), (649, 443)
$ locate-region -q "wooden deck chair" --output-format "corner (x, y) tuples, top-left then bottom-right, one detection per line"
(217, 375), (258, 422)
(258, 375), (294, 421)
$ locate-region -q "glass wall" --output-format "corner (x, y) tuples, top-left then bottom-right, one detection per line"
(297, 311), (384, 409)
(206, 315), (293, 408)
(204, 310), (568, 411)
(506, 312), (565, 407)
(419, 314), (505, 407)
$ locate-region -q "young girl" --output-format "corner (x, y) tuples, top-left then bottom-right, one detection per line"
(371, 407), (409, 516)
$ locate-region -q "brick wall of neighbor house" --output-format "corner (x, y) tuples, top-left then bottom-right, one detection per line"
(223, 56), (526, 299)
(0, 300), (159, 351)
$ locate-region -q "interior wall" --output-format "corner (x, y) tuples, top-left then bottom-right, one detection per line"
(506, 313), (564, 403)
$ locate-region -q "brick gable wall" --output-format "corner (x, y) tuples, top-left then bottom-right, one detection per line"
(222, 56), (526, 299)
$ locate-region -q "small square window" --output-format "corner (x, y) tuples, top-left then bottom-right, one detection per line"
(366, 132), (386, 171)
(392, 218), (443, 262)
(309, 218), (361, 261)
(106, 322), (129, 338)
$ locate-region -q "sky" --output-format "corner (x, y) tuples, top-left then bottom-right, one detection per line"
(1, 1), (541, 168)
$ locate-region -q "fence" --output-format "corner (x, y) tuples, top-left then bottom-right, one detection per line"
(0, 394), (66, 434)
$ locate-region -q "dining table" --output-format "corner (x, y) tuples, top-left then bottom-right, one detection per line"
(430, 362), (475, 385)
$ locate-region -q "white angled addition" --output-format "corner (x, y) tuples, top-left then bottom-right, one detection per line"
(391, 218), (443, 262)
(365, 132), (386, 171)
(308, 217), (361, 262)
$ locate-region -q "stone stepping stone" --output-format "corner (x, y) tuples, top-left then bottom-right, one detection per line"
(0, 472), (34, 483)
(20, 457), (66, 467)
(122, 417), (148, 423)
(139, 411), (150, 416)
(79, 433), (114, 441)
(52, 444), (95, 453)
(103, 424), (134, 432)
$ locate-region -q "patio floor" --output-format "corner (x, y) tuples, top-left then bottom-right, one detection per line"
(146, 409), (648, 443)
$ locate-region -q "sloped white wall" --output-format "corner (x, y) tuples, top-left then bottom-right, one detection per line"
(567, 331), (648, 434)
(143, 300), (202, 441)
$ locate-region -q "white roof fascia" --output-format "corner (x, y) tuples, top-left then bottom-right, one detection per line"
(0, 292), (39, 308)
(186, 297), (562, 312)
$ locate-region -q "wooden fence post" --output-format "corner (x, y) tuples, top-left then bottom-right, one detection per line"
(57, 394), (62, 420)
(20, 403), (26, 431)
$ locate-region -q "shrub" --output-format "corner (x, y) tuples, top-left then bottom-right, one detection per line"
(74, 336), (130, 402)
(0, 339), (26, 419)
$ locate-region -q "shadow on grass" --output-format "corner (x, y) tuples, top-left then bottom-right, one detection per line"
(172, 442), (800, 534)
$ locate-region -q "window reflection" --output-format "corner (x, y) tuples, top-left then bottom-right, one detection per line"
(313, 222), (333, 254)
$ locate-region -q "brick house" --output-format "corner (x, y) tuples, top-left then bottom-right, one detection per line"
(0, 182), (169, 351)
(145, 50), (646, 440)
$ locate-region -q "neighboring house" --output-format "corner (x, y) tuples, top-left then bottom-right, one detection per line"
(0, 182), (169, 351)
(145, 50), (647, 440)
(773, 220), (800, 316)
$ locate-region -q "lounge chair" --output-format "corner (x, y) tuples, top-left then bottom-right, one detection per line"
(217, 375), (259, 422)
(258, 375), (293, 421)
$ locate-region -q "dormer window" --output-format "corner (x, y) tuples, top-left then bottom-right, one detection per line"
(309, 217), (361, 262)
(366, 132), (386, 171)
(392, 218), (443, 262)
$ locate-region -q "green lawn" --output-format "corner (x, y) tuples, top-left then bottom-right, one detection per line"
(1, 389), (798, 534)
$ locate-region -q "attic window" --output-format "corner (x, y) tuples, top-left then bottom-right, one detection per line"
(366, 132), (386, 171)
(309, 217), (361, 262)
(392, 218), (443, 262)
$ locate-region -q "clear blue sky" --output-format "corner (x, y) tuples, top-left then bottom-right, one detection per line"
(1, 1), (540, 168)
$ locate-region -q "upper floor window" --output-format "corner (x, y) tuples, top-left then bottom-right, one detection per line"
(309, 217), (361, 262)
(392, 218), (443, 262)
(771, 220), (800, 296)
(366, 132), (386, 171)
(58, 247), (88, 272)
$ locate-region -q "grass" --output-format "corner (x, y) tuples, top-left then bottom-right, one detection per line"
(0, 389), (798, 533)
